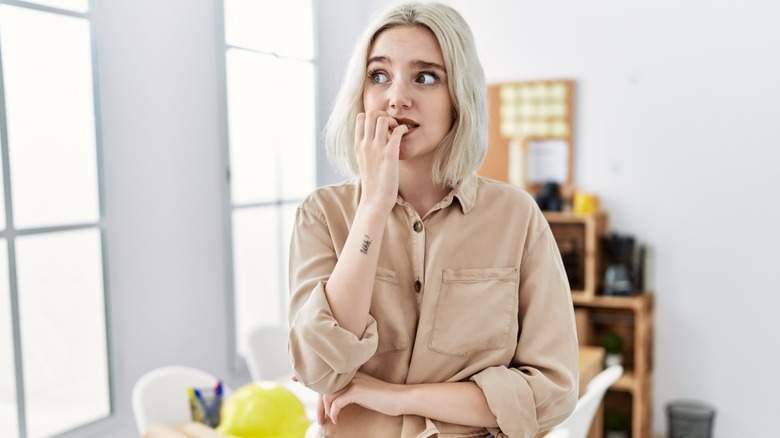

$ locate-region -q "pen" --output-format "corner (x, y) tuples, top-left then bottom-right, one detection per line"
(193, 388), (207, 410)
(214, 379), (222, 397)
(187, 387), (201, 421)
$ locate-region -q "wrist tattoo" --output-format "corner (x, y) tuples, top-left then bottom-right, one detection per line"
(360, 234), (373, 254)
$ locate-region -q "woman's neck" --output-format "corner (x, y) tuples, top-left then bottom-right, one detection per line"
(398, 162), (451, 217)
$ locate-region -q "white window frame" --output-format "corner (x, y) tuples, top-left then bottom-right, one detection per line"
(0, 0), (112, 436)
(216, 0), (318, 370)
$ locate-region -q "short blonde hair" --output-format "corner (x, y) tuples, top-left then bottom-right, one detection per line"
(324, 2), (487, 188)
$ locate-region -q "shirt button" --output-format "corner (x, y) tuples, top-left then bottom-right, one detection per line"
(413, 221), (423, 233)
(414, 280), (422, 292)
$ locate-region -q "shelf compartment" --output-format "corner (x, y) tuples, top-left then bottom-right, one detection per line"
(544, 212), (607, 298)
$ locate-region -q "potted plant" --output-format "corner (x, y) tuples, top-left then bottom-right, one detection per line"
(603, 332), (623, 367)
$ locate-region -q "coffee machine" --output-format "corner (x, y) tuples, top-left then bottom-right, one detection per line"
(602, 233), (643, 296)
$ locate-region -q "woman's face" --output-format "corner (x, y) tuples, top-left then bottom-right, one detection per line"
(363, 25), (453, 163)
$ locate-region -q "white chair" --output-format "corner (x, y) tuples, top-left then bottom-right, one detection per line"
(545, 365), (624, 438)
(131, 365), (227, 436)
(244, 325), (320, 423)
(244, 325), (292, 382)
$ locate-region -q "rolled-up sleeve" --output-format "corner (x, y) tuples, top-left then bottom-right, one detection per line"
(471, 225), (579, 438)
(288, 204), (379, 393)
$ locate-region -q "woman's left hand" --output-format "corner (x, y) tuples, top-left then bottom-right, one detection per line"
(323, 372), (403, 424)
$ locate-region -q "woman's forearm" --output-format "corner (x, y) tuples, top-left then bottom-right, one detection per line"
(324, 372), (499, 428)
(400, 381), (499, 428)
(323, 203), (389, 337)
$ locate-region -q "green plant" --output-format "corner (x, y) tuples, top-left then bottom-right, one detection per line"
(603, 332), (623, 355)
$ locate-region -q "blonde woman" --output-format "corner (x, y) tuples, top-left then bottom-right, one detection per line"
(288, 3), (578, 437)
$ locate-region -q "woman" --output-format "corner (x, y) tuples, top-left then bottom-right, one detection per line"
(288, 3), (578, 437)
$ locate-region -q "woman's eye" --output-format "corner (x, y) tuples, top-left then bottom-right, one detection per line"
(370, 71), (389, 84)
(416, 72), (438, 85)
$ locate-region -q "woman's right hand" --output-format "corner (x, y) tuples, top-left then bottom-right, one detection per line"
(355, 111), (408, 213)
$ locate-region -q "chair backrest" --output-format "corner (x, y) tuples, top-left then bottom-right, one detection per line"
(546, 365), (624, 438)
(244, 325), (292, 382)
(131, 365), (225, 436)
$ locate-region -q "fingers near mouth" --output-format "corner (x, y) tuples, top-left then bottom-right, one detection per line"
(388, 124), (411, 138)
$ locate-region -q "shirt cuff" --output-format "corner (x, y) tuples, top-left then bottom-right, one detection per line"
(291, 281), (379, 391)
(470, 366), (539, 438)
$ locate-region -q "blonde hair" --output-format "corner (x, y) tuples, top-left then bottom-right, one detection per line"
(324, 2), (487, 187)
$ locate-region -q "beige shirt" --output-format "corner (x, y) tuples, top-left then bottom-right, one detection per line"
(288, 174), (578, 438)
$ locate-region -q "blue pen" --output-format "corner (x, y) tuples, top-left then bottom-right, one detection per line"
(193, 387), (206, 409)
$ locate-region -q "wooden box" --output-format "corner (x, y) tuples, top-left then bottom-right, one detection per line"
(572, 294), (655, 438)
(544, 212), (607, 298)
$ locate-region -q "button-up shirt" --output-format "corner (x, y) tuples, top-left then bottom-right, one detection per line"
(288, 174), (578, 438)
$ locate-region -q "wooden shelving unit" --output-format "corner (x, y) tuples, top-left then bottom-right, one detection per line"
(573, 294), (655, 438)
(542, 212), (654, 437)
(544, 212), (608, 299)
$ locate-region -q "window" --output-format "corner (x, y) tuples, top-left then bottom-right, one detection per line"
(219, 0), (316, 363)
(0, 1), (110, 437)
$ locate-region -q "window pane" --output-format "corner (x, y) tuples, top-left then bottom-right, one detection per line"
(16, 0), (88, 13)
(16, 229), (109, 437)
(226, 50), (279, 204)
(224, 0), (313, 59)
(233, 207), (284, 356)
(277, 58), (316, 199)
(226, 53), (316, 204)
(0, 6), (99, 229)
(0, 241), (20, 438)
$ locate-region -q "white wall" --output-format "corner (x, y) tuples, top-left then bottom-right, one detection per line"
(86, 0), (239, 436)
(72, 0), (779, 436)
(347, 1), (780, 436)
(315, 0), (375, 185)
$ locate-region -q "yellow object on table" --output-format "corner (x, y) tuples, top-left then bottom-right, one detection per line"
(216, 381), (310, 438)
(573, 192), (600, 214)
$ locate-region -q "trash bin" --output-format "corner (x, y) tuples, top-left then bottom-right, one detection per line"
(667, 399), (716, 438)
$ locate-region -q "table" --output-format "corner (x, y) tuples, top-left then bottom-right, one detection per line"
(146, 349), (604, 438)
(144, 422), (224, 438)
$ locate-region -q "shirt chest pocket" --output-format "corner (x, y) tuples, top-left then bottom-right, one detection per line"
(370, 267), (409, 355)
(429, 267), (519, 357)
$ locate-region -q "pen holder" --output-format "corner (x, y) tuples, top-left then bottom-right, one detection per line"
(187, 381), (224, 428)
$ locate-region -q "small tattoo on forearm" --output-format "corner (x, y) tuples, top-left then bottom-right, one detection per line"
(360, 235), (373, 254)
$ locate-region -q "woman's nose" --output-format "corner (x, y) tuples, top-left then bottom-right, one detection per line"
(388, 82), (412, 109)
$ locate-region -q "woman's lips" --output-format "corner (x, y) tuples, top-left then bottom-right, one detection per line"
(395, 118), (419, 134)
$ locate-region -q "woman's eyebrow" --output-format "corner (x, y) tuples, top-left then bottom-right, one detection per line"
(366, 57), (446, 72)
(412, 60), (446, 71)
(367, 56), (389, 66)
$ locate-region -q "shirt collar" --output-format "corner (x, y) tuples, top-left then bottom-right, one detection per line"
(439, 173), (478, 214)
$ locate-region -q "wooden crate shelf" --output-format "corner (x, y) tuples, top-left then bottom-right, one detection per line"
(544, 212), (608, 298)
(574, 293), (654, 438)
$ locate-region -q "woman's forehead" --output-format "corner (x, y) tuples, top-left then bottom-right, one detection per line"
(368, 26), (443, 66)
